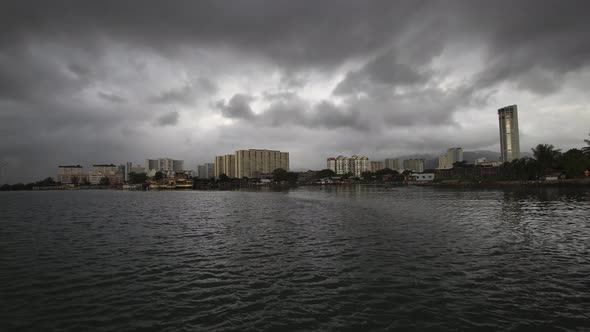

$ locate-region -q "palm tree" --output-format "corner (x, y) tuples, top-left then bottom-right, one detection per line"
(531, 144), (561, 170)
(583, 133), (590, 156)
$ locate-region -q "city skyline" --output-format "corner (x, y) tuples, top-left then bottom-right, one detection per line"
(2, 1), (590, 183)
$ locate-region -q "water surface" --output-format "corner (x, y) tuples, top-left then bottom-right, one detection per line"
(1, 186), (589, 331)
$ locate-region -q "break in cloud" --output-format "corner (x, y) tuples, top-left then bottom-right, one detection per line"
(1, 0), (590, 182)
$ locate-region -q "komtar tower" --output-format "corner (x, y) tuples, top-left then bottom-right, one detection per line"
(498, 105), (520, 162)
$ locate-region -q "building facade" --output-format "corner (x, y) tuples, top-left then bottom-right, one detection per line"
(384, 158), (400, 170)
(145, 158), (184, 176)
(214, 154), (237, 178)
(57, 165), (85, 184)
(197, 163), (215, 179)
(438, 147), (463, 169)
(90, 164), (123, 185)
(369, 161), (385, 172)
(327, 155), (369, 177)
(403, 159), (425, 173)
(235, 149), (289, 178)
(498, 105), (520, 162)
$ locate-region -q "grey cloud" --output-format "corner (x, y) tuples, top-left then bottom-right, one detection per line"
(155, 111), (179, 126)
(150, 85), (194, 104)
(149, 78), (217, 104)
(98, 91), (126, 103)
(2, 0), (590, 183)
(216, 94), (256, 120)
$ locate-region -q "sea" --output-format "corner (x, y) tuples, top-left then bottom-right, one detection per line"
(1, 186), (589, 331)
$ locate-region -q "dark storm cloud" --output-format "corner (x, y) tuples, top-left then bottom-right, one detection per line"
(333, 52), (430, 96)
(155, 111), (179, 126)
(2, 0), (590, 181)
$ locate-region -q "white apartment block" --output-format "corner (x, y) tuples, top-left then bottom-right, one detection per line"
(327, 155), (369, 177)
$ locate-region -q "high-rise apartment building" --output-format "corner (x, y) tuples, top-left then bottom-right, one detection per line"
(438, 147), (463, 169)
(235, 149), (289, 178)
(370, 161), (384, 172)
(326, 155), (369, 177)
(145, 158), (184, 176)
(498, 105), (520, 162)
(213, 149), (289, 178)
(197, 163), (215, 179)
(403, 159), (425, 173)
(214, 154), (237, 178)
(384, 158), (400, 170)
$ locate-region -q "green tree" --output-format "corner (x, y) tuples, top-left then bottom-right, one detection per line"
(316, 169), (336, 178)
(81, 177), (91, 186)
(70, 176), (79, 185)
(99, 177), (110, 185)
(560, 149), (589, 178)
(129, 172), (148, 184)
(154, 171), (164, 180)
(272, 168), (298, 184)
(218, 173), (230, 182)
(36, 177), (56, 186)
(361, 171), (375, 180)
(375, 168), (398, 178)
(532, 144), (562, 170)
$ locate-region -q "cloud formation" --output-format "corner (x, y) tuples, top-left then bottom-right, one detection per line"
(1, 0), (590, 182)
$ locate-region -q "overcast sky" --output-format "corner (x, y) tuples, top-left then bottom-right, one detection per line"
(1, 0), (590, 182)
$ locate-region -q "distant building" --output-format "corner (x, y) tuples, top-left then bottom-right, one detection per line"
(327, 157), (336, 172)
(197, 163), (215, 179)
(327, 155), (369, 177)
(213, 149), (289, 179)
(235, 149), (289, 178)
(384, 158), (400, 170)
(403, 159), (425, 173)
(214, 154), (237, 178)
(474, 157), (487, 165)
(90, 164), (123, 185)
(370, 161), (384, 172)
(498, 105), (520, 162)
(130, 166), (145, 174)
(145, 158), (184, 177)
(438, 147), (463, 169)
(124, 162), (132, 182)
(57, 165), (86, 184)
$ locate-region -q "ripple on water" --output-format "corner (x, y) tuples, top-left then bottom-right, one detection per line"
(1, 187), (589, 331)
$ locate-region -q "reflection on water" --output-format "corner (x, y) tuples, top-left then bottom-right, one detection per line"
(1, 186), (589, 331)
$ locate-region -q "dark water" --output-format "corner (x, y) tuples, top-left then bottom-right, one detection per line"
(1, 186), (589, 331)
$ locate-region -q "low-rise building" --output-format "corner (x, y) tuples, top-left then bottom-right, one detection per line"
(410, 173), (435, 182)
